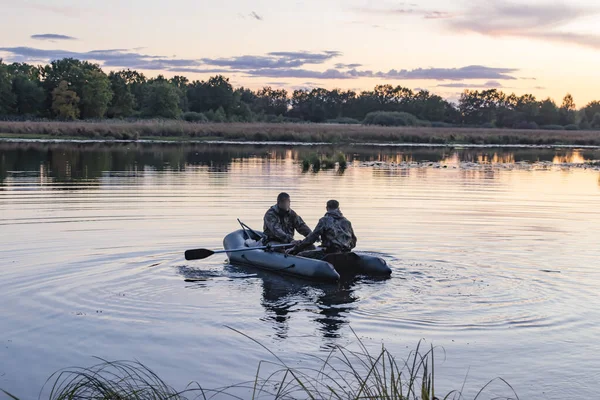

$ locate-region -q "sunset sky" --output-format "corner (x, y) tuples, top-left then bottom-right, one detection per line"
(1, 0), (600, 105)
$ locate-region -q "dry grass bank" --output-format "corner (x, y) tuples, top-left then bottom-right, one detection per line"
(1, 120), (600, 145)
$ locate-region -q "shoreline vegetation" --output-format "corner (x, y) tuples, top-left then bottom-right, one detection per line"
(1, 58), (600, 142)
(2, 120), (600, 146)
(1, 332), (518, 400)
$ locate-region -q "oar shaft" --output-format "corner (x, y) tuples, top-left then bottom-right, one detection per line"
(185, 243), (294, 261)
(216, 244), (292, 254)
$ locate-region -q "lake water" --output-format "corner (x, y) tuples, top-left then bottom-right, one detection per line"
(1, 141), (600, 399)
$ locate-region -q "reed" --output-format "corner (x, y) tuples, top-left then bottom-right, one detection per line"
(1, 120), (600, 145)
(1, 329), (519, 400)
(302, 152), (348, 172)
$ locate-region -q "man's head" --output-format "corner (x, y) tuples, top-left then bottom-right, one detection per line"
(326, 199), (339, 211)
(277, 192), (291, 211)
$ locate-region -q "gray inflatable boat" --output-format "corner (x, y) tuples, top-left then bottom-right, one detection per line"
(223, 230), (391, 282)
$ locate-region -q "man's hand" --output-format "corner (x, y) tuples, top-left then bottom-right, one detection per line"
(285, 246), (297, 255)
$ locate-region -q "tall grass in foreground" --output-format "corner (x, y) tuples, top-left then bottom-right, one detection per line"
(2, 329), (518, 400)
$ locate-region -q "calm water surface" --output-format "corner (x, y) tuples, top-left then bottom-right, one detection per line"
(1, 142), (600, 399)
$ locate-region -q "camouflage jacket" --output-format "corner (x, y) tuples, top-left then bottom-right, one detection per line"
(263, 205), (312, 243)
(299, 209), (357, 252)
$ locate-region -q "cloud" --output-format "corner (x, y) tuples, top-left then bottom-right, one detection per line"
(448, 1), (600, 50)
(31, 34), (77, 41)
(423, 11), (455, 20)
(250, 11), (263, 21)
(355, 5), (455, 20)
(242, 65), (517, 81)
(244, 68), (353, 79)
(363, 66), (517, 81)
(202, 51), (341, 69)
(534, 86), (547, 90)
(268, 51), (342, 61)
(161, 67), (232, 74)
(0, 46), (519, 82)
(335, 63), (363, 69)
(0, 46), (203, 70)
(437, 80), (504, 88)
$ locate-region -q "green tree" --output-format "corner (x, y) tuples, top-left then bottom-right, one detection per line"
(514, 94), (539, 124)
(8, 62), (44, 115)
(254, 86), (289, 116)
(169, 75), (189, 112)
(537, 98), (559, 126)
(583, 101), (600, 121)
(42, 58), (112, 118)
(7, 63), (41, 81)
(187, 75), (234, 114)
(142, 81), (181, 118)
(12, 75), (45, 115)
(289, 89), (327, 122)
(559, 94), (576, 125)
(149, 75), (168, 84)
(592, 112), (600, 129)
(458, 89), (503, 125)
(230, 98), (253, 121)
(0, 61), (16, 114)
(107, 72), (135, 118)
(412, 90), (451, 122)
(42, 58), (85, 109)
(578, 111), (591, 129)
(213, 106), (227, 122)
(52, 80), (80, 120)
(81, 69), (112, 118)
(236, 87), (258, 105)
(117, 69), (147, 110)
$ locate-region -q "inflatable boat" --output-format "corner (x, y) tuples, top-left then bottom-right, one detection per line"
(223, 229), (391, 282)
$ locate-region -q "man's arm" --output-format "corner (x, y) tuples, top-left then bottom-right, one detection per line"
(264, 211), (293, 242)
(349, 222), (357, 249)
(297, 218), (324, 249)
(294, 213), (313, 237)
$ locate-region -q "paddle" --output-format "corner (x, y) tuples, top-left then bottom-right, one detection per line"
(185, 244), (293, 261)
(237, 218), (263, 241)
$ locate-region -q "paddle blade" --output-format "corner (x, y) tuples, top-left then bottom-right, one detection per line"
(185, 248), (215, 261)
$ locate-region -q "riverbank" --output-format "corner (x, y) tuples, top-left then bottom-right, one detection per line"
(2, 120), (600, 145)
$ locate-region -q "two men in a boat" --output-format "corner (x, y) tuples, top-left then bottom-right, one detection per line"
(263, 192), (357, 258)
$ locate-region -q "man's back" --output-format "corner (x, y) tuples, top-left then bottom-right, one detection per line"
(316, 209), (357, 252)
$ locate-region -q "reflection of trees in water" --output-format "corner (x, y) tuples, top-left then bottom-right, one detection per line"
(2, 142), (599, 184)
(450, 148), (600, 164)
(0, 142), (277, 183)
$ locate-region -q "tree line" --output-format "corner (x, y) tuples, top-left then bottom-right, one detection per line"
(1, 57), (600, 129)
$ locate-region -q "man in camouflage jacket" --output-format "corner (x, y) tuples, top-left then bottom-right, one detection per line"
(288, 200), (357, 258)
(263, 192), (312, 244)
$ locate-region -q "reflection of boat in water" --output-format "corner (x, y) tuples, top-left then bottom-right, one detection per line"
(224, 263), (361, 340)
(177, 263), (388, 340)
